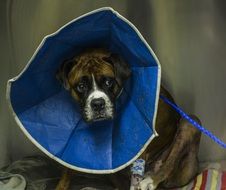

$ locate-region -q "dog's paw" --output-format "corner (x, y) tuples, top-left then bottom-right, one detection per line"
(139, 176), (157, 190)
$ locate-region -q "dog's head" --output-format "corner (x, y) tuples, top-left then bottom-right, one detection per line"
(56, 49), (131, 122)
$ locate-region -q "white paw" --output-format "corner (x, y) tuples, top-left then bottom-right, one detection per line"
(139, 176), (157, 190)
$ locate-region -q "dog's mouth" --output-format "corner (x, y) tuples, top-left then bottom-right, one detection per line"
(92, 114), (113, 122)
(83, 109), (114, 123)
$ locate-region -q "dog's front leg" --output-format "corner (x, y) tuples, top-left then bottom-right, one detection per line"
(139, 116), (201, 190)
(138, 176), (157, 190)
(55, 168), (73, 190)
(138, 151), (170, 190)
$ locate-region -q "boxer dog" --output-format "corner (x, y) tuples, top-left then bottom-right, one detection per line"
(56, 48), (130, 122)
(56, 48), (201, 190)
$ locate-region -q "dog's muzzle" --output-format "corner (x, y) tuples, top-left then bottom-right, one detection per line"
(83, 89), (114, 122)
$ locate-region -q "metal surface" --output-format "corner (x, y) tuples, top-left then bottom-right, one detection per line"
(0, 0), (226, 167)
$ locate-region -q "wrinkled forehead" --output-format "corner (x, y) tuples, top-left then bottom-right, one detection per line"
(68, 56), (115, 85)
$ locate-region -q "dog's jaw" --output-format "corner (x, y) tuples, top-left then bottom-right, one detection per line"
(83, 75), (114, 122)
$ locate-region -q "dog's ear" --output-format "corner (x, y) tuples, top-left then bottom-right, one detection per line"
(56, 58), (75, 90)
(103, 54), (131, 86)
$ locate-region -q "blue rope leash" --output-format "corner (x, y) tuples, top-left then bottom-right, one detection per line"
(160, 95), (226, 149)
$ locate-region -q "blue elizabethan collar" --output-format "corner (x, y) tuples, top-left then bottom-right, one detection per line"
(6, 7), (161, 174)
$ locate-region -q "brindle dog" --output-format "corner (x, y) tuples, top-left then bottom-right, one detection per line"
(55, 48), (201, 190)
(56, 49), (131, 122)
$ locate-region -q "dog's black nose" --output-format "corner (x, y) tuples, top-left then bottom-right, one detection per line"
(91, 98), (105, 111)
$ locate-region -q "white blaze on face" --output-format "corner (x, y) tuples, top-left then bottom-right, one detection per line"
(84, 75), (113, 121)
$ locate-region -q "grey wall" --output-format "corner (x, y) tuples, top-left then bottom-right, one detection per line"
(149, 0), (226, 161)
(0, 0), (11, 167)
(0, 0), (225, 168)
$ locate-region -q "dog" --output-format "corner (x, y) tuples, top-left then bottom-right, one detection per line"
(55, 48), (201, 190)
(56, 48), (131, 122)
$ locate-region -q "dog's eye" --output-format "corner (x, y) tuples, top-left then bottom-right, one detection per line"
(76, 82), (87, 93)
(104, 78), (114, 87)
